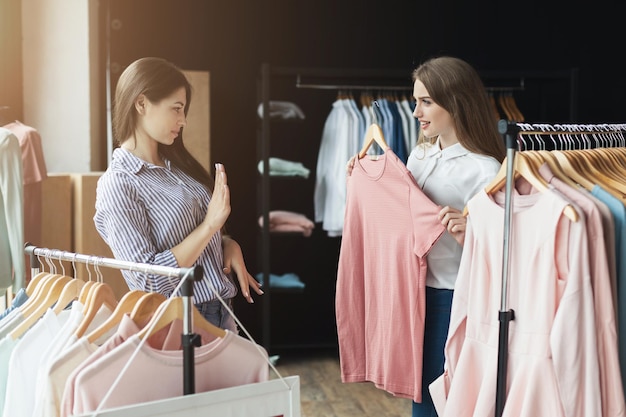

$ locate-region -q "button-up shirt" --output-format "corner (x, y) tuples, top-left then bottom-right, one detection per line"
(406, 139), (501, 288)
(94, 148), (236, 302)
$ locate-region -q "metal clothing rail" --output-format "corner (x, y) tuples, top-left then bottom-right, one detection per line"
(24, 244), (203, 395)
(516, 122), (626, 150)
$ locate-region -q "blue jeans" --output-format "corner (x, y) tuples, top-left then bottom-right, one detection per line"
(195, 298), (238, 333)
(412, 287), (453, 417)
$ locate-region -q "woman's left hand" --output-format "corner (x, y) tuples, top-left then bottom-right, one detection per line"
(438, 206), (467, 247)
(222, 236), (263, 303)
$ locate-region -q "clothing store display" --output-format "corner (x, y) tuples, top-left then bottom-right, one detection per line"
(257, 157), (310, 178)
(430, 132), (626, 416)
(336, 148), (445, 402)
(431, 188), (604, 416)
(0, 245), (291, 417)
(0, 128), (25, 294)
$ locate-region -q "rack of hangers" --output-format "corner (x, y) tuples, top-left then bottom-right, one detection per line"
(492, 121), (626, 417)
(24, 243), (203, 395)
(516, 122), (626, 150)
(19, 243), (301, 417)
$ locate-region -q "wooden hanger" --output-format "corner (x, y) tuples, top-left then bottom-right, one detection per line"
(578, 149), (626, 193)
(26, 271), (49, 297)
(130, 292), (168, 327)
(482, 152), (579, 222)
(17, 273), (64, 319)
(52, 278), (85, 314)
(78, 280), (97, 305)
(600, 148), (626, 182)
(137, 296), (226, 340)
(10, 275), (74, 340)
(73, 282), (118, 338)
(551, 150), (596, 192)
(554, 150), (626, 198)
(85, 289), (146, 344)
(358, 123), (389, 159)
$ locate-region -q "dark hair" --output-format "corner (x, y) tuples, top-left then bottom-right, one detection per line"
(112, 57), (213, 188)
(412, 56), (506, 162)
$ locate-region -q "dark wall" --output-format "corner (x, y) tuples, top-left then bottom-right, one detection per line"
(104, 0), (625, 345)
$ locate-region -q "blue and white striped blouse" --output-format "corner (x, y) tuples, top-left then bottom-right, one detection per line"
(93, 148), (237, 302)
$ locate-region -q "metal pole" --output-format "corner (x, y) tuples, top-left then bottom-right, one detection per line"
(181, 265), (202, 395)
(495, 120), (519, 417)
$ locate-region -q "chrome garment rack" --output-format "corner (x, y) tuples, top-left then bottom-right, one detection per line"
(24, 244), (203, 395)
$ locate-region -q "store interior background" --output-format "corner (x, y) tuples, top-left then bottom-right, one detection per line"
(2, 0), (624, 352)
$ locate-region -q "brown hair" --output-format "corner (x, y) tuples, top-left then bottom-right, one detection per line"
(112, 57), (213, 187)
(412, 56), (505, 162)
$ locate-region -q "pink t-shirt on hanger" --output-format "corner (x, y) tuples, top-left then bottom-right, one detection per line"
(336, 148), (445, 402)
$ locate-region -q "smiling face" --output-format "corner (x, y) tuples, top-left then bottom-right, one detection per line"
(136, 86), (187, 146)
(412, 78), (457, 148)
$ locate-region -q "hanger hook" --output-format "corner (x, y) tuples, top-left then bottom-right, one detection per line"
(44, 249), (56, 274)
(71, 253), (78, 278)
(58, 251), (66, 276)
(95, 257), (103, 283)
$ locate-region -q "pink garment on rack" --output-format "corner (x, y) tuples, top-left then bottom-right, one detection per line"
(71, 329), (268, 415)
(430, 188), (602, 417)
(539, 163), (625, 416)
(61, 313), (224, 417)
(336, 149), (445, 402)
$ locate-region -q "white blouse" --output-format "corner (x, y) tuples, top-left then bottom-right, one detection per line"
(406, 139), (501, 289)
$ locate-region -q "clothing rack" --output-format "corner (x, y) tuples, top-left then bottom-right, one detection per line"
(495, 120), (626, 417)
(516, 122), (626, 150)
(258, 64), (420, 351)
(23, 244), (203, 395)
(257, 64), (579, 353)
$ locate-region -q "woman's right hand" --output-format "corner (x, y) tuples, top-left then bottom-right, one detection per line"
(345, 155), (357, 177)
(204, 163), (231, 231)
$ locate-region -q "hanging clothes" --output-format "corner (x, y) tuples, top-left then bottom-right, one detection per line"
(70, 328), (268, 415)
(0, 127), (25, 295)
(336, 148), (445, 402)
(431, 187), (602, 416)
(3, 121), (48, 249)
(314, 98), (359, 237)
(539, 164), (625, 415)
(431, 137), (626, 416)
(314, 93), (418, 237)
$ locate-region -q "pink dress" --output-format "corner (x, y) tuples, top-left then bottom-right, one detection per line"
(336, 149), (445, 402)
(430, 188), (602, 416)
